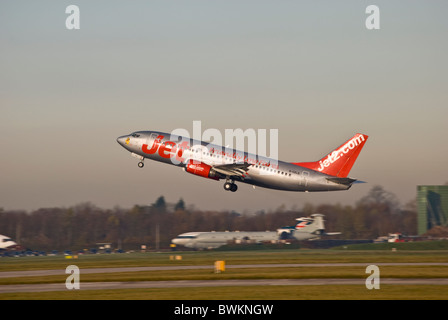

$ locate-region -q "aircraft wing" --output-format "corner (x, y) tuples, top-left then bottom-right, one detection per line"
(212, 162), (252, 178)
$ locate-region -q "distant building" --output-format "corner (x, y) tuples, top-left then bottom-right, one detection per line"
(417, 185), (448, 234)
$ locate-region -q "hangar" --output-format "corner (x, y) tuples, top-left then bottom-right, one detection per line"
(417, 185), (448, 234)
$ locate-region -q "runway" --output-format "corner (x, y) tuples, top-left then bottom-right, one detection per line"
(2, 262), (448, 278)
(1, 263), (448, 293)
(1, 278), (448, 293)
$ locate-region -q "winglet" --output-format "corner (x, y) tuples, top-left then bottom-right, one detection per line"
(293, 133), (368, 177)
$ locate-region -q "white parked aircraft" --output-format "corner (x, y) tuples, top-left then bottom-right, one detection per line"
(172, 214), (339, 249)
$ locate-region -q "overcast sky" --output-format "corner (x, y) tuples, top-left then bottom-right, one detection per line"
(1, 1), (447, 212)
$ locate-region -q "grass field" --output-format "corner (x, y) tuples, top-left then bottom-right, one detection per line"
(1, 247), (448, 300)
(3, 285), (447, 300)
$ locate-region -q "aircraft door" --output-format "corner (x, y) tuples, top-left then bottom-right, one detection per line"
(145, 133), (159, 150)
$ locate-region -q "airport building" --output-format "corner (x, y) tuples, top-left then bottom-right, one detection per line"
(417, 185), (448, 234)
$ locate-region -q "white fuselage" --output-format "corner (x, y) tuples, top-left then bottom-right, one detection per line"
(172, 231), (279, 249)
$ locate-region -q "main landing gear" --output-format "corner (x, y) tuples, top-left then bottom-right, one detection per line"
(138, 161), (144, 168)
(224, 181), (238, 192)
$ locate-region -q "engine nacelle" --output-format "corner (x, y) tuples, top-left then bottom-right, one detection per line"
(184, 160), (220, 180)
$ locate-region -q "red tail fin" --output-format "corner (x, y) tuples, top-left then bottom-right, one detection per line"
(293, 133), (368, 177)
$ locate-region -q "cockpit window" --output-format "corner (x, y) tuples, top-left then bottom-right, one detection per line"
(131, 133), (140, 138)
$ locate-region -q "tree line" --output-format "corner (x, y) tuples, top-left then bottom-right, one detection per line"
(0, 186), (417, 251)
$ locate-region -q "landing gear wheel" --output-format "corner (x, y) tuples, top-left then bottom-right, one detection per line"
(138, 161), (144, 168)
(224, 182), (238, 192)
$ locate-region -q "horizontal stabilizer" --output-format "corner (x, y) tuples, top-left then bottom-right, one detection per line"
(324, 232), (342, 236)
(326, 177), (357, 186)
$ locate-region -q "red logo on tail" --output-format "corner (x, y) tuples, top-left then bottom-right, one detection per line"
(293, 133), (368, 177)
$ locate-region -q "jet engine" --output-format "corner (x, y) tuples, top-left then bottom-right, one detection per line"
(184, 160), (221, 180)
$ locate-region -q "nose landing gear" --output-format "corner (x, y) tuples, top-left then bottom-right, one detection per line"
(131, 153), (145, 168)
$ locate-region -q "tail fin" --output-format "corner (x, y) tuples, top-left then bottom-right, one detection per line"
(295, 214), (325, 233)
(293, 133), (368, 177)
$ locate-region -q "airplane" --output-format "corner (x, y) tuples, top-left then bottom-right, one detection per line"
(171, 214), (339, 249)
(0, 235), (18, 251)
(116, 130), (368, 192)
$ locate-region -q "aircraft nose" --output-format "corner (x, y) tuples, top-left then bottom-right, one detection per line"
(117, 135), (128, 147)
(171, 238), (184, 246)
